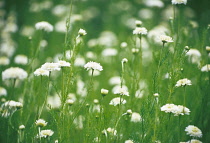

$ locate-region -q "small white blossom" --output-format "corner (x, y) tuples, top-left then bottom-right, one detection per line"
(172, 0), (187, 5)
(39, 129), (54, 138)
(0, 56), (10, 65)
(133, 27), (148, 35)
(187, 139), (202, 143)
(1, 100), (23, 117)
(2, 67), (28, 80)
(131, 112), (142, 122)
(125, 140), (134, 143)
(101, 89), (109, 95)
(109, 97), (126, 106)
(84, 61), (103, 71)
(106, 127), (117, 136)
(185, 125), (202, 138)
(172, 105), (190, 116)
(35, 21), (53, 32)
(57, 60), (71, 67)
(14, 55), (28, 65)
(19, 125), (25, 130)
(161, 104), (177, 113)
(159, 35), (173, 43)
(135, 20), (142, 27)
(175, 78), (192, 87)
(201, 64), (210, 72)
(35, 119), (48, 127)
(41, 63), (61, 71)
(122, 58), (128, 63)
(114, 87), (129, 96)
(34, 68), (50, 76)
(78, 28), (87, 36)
(0, 87), (7, 96)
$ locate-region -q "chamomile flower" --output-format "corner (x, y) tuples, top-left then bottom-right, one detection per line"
(78, 28), (87, 37)
(84, 61), (103, 71)
(159, 35), (173, 43)
(172, 0), (187, 5)
(57, 60), (71, 67)
(175, 78), (192, 87)
(35, 21), (53, 32)
(201, 64), (210, 72)
(131, 112), (142, 123)
(35, 119), (48, 127)
(161, 104), (177, 113)
(34, 68), (50, 76)
(41, 63), (61, 71)
(185, 125), (202, 138)
(2, 67), (28, 80)
(109, 97), (126, 106)
(133, 27), (148, 35)
(39, 129), (54, 138)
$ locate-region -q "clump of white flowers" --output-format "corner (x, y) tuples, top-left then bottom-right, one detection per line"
(175, 78), (192, 87)
(109, 97), (126, 106)
(2, 67), (28, 81)
(172, 0), (187, 5)
(161, 104), (190, 116)
(185, 125), (202, 138)
(84, 61), (103, 71)
(159, 35), (173, 43)
(14, 55), (28, 65)
(35, 119), (48, 127)
(35, 21), (53, 32)
(39, 129), (54, 138)
(201, 64), (210, 72)
(133, 27), (148, 35)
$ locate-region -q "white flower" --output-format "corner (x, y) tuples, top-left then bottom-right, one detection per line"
(78, 28), (87, 36)
(41, 62), (61, 71)
(57, 60), (71, 67)
(2, 67), (28, 80)
(19, 125), (25, 130)
(131, 112), (142, 122)
(101, 89), (109, 95)
(187, 139), (202, 143)
(84, 61), (103, 71)
(66, 99), (74, 105)
(106, 127), (117, 136)
(14, 55), (28, 65)
(35, 119), (48, 127)
(122, 58), (128, 63)
(120, 42), (128, 48)
(0, 87), (7, 96)
(101, 48), (118, 57)
(35, 21), (53, 32)
(206, 46), (210, 52)
(135, 20), (142, 27)
(159, 35), (173, 43)
(172, 105), (190, 116)
(153, 93), (159, 97)
(161, 104), (177, 113)
(34, 68), (50, 76)
(39, 129), (54, 138)
(185, 125), (202, 138)
(133, 27), (148, 35)
(175, 78), (192, 87)
(125, 140), (134, 143)
(0, 56), (10, 65)
(185, 49), (201, 65)
(201, 64), (210, 72)
(114, 87), (129, 96)
(1, 100), (23, 117)
(109, 76), (121, 85)
(109, 97), (126, 106)
(172, 0), (187, 5)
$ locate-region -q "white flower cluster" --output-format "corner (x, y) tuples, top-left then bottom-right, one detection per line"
(109, 97), (126, 106)
(2, 67), (28, 81)
(114, 87), (129, 96)
(185, 125), (202, 138)
(35, 21), (53, 32)
(84, 61), (103, 71)
(34, 61), (70, 76)
(172, 0), (187, 5)
(161, 104), (190, 116)
(1, 100), (23, 117)
(175, 78), (192, 87)
(133, 27), (148, 35)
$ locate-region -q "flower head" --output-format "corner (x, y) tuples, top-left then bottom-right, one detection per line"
(114, 87), (129, 96)
(101, 89), (109, 95)
(2, 67), (28, 81)
(0, 56), (10, 65)
(133, 27), (148, 35)
(161, 104), (177, 113)
(39, 129), (54, 138)
(1, 100), (23, 117)
(78, 28), (87, 37)
(172, 0), (187, 5)
(109, 97), (126, 106)
(35, 119), (48, 127)
(187, 139), (202, 143)
(84, 61), (103, 71)
(131, 112), (142, 122)
(35, 21), (53, 32)
(41, 62), (61, 72)
(34, 68), (50, 76)
(19, 125), (25, 130)
(175, 78), (192, 87)
(185, 125), (202, 138)
(57, 60), (71, 67)
(201, 64), (210, 72)
(172, 105), (190, 116)
(0, 87), (7, 96)
(159, 35), (173, 43)
(14, 55), (28, 65)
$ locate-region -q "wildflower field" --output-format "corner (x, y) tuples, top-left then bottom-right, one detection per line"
(0, 0), (210, 142)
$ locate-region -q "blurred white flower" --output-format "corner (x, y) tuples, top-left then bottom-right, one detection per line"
(35, 21), (53, 32)
(0, 87), (7, 96)
(159, 35), (173, 43)
(201, 64), (210, 72)
(78, 28), (87, 37)
(172, 105), (190, 116)
(133, 27), (148, 35)
(34, 68), (50, 76)
(19, 125), (25, 130)
(0, 56), (10, 65)
(2, 67), (28, 80)
(187, 139), (202, 143)
(185, 49), (201, 65)
(175, 78), (192, 87)
(101, 89), (109, 95)
(172, 0), (187, 5)
(14, 55), (28, 65)
(1, 100), (23, 117)
(41, 63), (61, 72)
(57, 60), (71, 67)
(161, 104), (177, 113)
(35, 119), (48, 127)
(114, 87), (129, 96)
(185, 125), (202, 138)
(84, 61), (103, 71)
(131, 112), (142, 122)
(39, 129), (54, 138)
(109, 97), (126, 106)
(101, 48), (118, 57)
